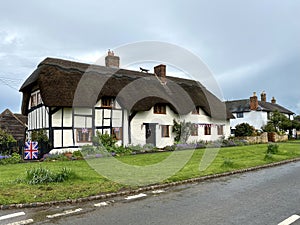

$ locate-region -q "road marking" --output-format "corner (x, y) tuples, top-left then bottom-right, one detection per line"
(46, 208), (83, 219)
(0, 212), (26, 221)
(278, 215), (300, 225)
(125, 193), (147, 200)
(94, 202), (108, 207)
(152, 190), (165, 194)
(5, 219), (34, 225)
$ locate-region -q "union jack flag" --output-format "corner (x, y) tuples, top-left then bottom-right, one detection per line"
(24, 141), (39, 160)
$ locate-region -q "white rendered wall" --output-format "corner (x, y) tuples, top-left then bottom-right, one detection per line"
(130, 106), (176, 148)
(230, 111), (268, 130)
(130, 106), (230, 148)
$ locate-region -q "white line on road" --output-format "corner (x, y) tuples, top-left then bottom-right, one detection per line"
(152, 190), (165, 194)
(46, 208), (83, 219)
(0, 212), (26, 221)
(125, 193), (147, 200)
(5, 218), (34, 225)
(278, 214), (300, 225)
(94, 202), (108, 207)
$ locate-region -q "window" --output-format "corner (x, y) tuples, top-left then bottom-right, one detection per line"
(192, 107), (200, 114)
(30, 91), (43, 108)
(217, 125), (224, 135)
(161, 125), (170, 137)
(191, 123), (198, 136)
(101, 97), (114, 108)
(30, 94), (37, 108)
(154, 104), (166, 114)
(236, 112), (244, 118)
(204, 125), (211, 135)
(37, 92), (42, 105)
(77, 128), (92, 142)
(112, 127), (123, 140)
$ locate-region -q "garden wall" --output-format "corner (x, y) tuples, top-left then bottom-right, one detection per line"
(242, 132), (268, 144)
(268, 132), (288, 142)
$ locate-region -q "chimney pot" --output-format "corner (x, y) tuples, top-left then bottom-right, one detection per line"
(105, 50), (119, 68)
(261, 91), (266, 102)
(271, 97), (276, 104)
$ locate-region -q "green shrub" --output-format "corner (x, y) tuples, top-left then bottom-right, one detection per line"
(127, 144), (143, 152)
(267, 144), (279, 154)
(221, 158), (234, 167)
(92, 131), (117, 148)
(72, 150), (83, 159)
(235, 123), (255, 137)
(0, 153), (21, 165)
(25, 167), (75, 184)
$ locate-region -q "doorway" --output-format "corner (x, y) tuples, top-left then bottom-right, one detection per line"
(145, 123), (156, 146)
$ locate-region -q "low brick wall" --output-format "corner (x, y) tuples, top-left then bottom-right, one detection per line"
(242, 132), (268, 144)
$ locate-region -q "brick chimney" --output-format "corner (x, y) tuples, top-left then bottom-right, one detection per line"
(250, 92), (258, 110)
(154, 64), (166, 83)
(261, 91), (266, 102)
(271, 97), (276, 104)
(105, 50), (120, 68)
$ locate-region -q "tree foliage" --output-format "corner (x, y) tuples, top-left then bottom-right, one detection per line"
(0, 129), (16, 154)
(234, 123), (255, 137)
(172, 119), (193, 143)
(262, 110), (296, 133)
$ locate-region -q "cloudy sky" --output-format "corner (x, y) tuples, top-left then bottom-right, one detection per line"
(1, 0), (299, 115)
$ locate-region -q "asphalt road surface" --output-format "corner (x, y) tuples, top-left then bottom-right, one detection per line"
(1, 161), (300, 225)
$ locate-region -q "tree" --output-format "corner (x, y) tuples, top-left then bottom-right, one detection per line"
(234, 123), (255, 137)
(262, 111), (294, 134)
(0, 129), (17, 155)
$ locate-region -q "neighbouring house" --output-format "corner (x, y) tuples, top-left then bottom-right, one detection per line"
(226, 92), (294, 134)
(0, 108), (28, 143)
(19, 51), (233, 150)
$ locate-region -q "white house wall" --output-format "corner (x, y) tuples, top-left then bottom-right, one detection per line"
(28, 106), (49, 130)
(130, 106), (230, 148)
(230, 111), (268, 130)
(130, 106), (176, 148)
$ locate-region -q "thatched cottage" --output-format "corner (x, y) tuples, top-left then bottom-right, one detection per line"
(20, 51), (232, 150)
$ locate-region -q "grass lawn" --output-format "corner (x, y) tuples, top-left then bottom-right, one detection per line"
(0, 140), (299, 205)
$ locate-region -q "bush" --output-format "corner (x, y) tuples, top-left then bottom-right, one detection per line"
(0, 153), (21, 165)
(31, 129), (51, 156)
(25, 167), (75, 184)
(266, 144), (279, 154)
(92, 131), (117, 148)
(0, 129), (17, 155)
(43, 153), (69, 161)
(235, 123), (255, 137)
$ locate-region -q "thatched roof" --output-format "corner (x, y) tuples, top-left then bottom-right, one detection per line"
(226, 99), (294, 115)
(20, 57), (232, 120)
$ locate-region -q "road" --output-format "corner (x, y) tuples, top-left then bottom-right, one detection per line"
(1, 161), (300, 225)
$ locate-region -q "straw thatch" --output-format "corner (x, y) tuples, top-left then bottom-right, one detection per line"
(20, 57), (232, 120)
(226, 99), (294, 115)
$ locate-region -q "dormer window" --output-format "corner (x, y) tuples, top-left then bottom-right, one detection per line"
(30, 91), (42, 108)
(236, 112), (244, 118)
(154, 104), (166, 114)
(101, 97), (115, 108)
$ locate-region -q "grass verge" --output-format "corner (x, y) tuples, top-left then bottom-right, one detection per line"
(0, 140), (299, 205)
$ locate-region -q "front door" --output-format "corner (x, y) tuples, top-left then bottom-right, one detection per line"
(145, 123), (156, 146)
